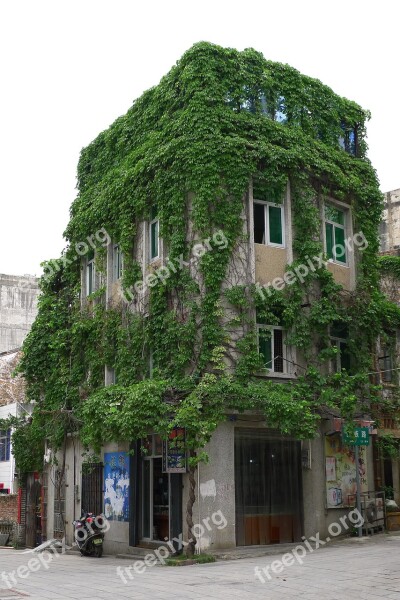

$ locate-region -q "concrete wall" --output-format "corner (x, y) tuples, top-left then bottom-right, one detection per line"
(327, 262), (351, 291)
(182, 421), (235, 550)
(0, 274), (39, 353)
(380, 188), (400, 253)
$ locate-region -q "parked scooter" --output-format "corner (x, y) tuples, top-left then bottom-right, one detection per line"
(73, 511), (105, 557)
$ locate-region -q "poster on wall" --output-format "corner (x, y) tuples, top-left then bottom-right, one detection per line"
(103, 452), (130, 521)
(325, 434), (368, 508)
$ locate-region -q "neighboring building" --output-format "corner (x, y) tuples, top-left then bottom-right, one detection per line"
(0, 349), (25, 494)
(380, 188), (400, 254)
(376, 189), (400, 504)
(29, 43), (387, 552)
(0, 274), (39, 353)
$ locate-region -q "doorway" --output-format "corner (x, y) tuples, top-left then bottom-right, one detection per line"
(141, 435), (170, 542)
(235, 429), (303, 545)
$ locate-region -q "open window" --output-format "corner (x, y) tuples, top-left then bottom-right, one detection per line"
(149, 206), (159, 261)
(257, 310), (289, 374)
(324, 204), (347, 265)
(258, 325), (286, 373)
(253, 201), (285, 247)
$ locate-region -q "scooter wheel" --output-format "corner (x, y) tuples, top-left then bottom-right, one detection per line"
(94, 545), (103, 558)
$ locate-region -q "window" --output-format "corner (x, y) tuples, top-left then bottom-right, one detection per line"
(274, 95), (287, 123)
(378, 346), (393, 383)
(338, 124), (358, 156)
(253, 201), (284, 247)
(258, 325), (286, 373)
(0, 429), (11, 462)
(86, 252), (95, 296)
(324, 204), (347, 264)
(106, 367), (117, 385)
(330, 323), (351, 372)
(112, 244), (123, 281)
(149, 206), (159, 261)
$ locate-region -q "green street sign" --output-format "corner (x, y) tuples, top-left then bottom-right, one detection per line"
(342, 426), (370, 446)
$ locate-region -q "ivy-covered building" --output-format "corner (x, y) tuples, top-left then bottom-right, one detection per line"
(10, 43), (400, 553)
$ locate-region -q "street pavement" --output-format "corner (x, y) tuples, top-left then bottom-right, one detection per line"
(0, 533), (400, 599)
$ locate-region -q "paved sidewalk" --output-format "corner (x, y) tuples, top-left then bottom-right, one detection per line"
(0, 534), (400, 599)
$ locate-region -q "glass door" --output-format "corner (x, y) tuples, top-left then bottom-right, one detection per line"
(141, 435), (170, 542)
(235, 429), (303, 545)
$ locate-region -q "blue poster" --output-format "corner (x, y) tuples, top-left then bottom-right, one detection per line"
(103, 452), (130, 521)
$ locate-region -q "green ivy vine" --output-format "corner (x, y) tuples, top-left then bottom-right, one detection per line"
(5, 41), (400, 477)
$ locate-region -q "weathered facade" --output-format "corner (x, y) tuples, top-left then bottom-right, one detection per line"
(380, 188), (400, 254)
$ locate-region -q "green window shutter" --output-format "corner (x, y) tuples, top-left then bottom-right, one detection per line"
(259, 330), (272, 369)
(325, 222), (334, 259)
(150, 220), (159, 259)
(269, 206), (283, 245)
(334, 226), (346, 263)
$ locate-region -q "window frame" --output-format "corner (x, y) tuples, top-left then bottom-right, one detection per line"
(324, 203), (348, 266)
(338, 124), (358, 156)
(378, 345), (394, 384)
(253, 200), (285, 248)
(86, 256), (95, 296)
(330, 337), (348, 372)
(112, 244), (123, 282)
(149, 214), (160, 261)
(0, 429), (11, 462)
(329, 324), (350, 373)
(257, 324), (287, 374)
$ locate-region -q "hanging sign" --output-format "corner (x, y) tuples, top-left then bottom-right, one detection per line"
(162, 428), (187, 473)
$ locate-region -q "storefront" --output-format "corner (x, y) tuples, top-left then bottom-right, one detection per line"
(234, 429), (303, 545)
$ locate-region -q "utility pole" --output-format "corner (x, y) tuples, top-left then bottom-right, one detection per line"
(355, 444), (362, 538)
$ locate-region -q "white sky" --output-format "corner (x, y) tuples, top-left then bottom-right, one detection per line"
(0, 0), (398, 277)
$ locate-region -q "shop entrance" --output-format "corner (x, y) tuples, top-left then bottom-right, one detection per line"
(141, 435), (170, 542)
(235, 429), (303, 545)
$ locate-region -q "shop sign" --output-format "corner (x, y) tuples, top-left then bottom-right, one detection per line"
(162, 427), (187, 473)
